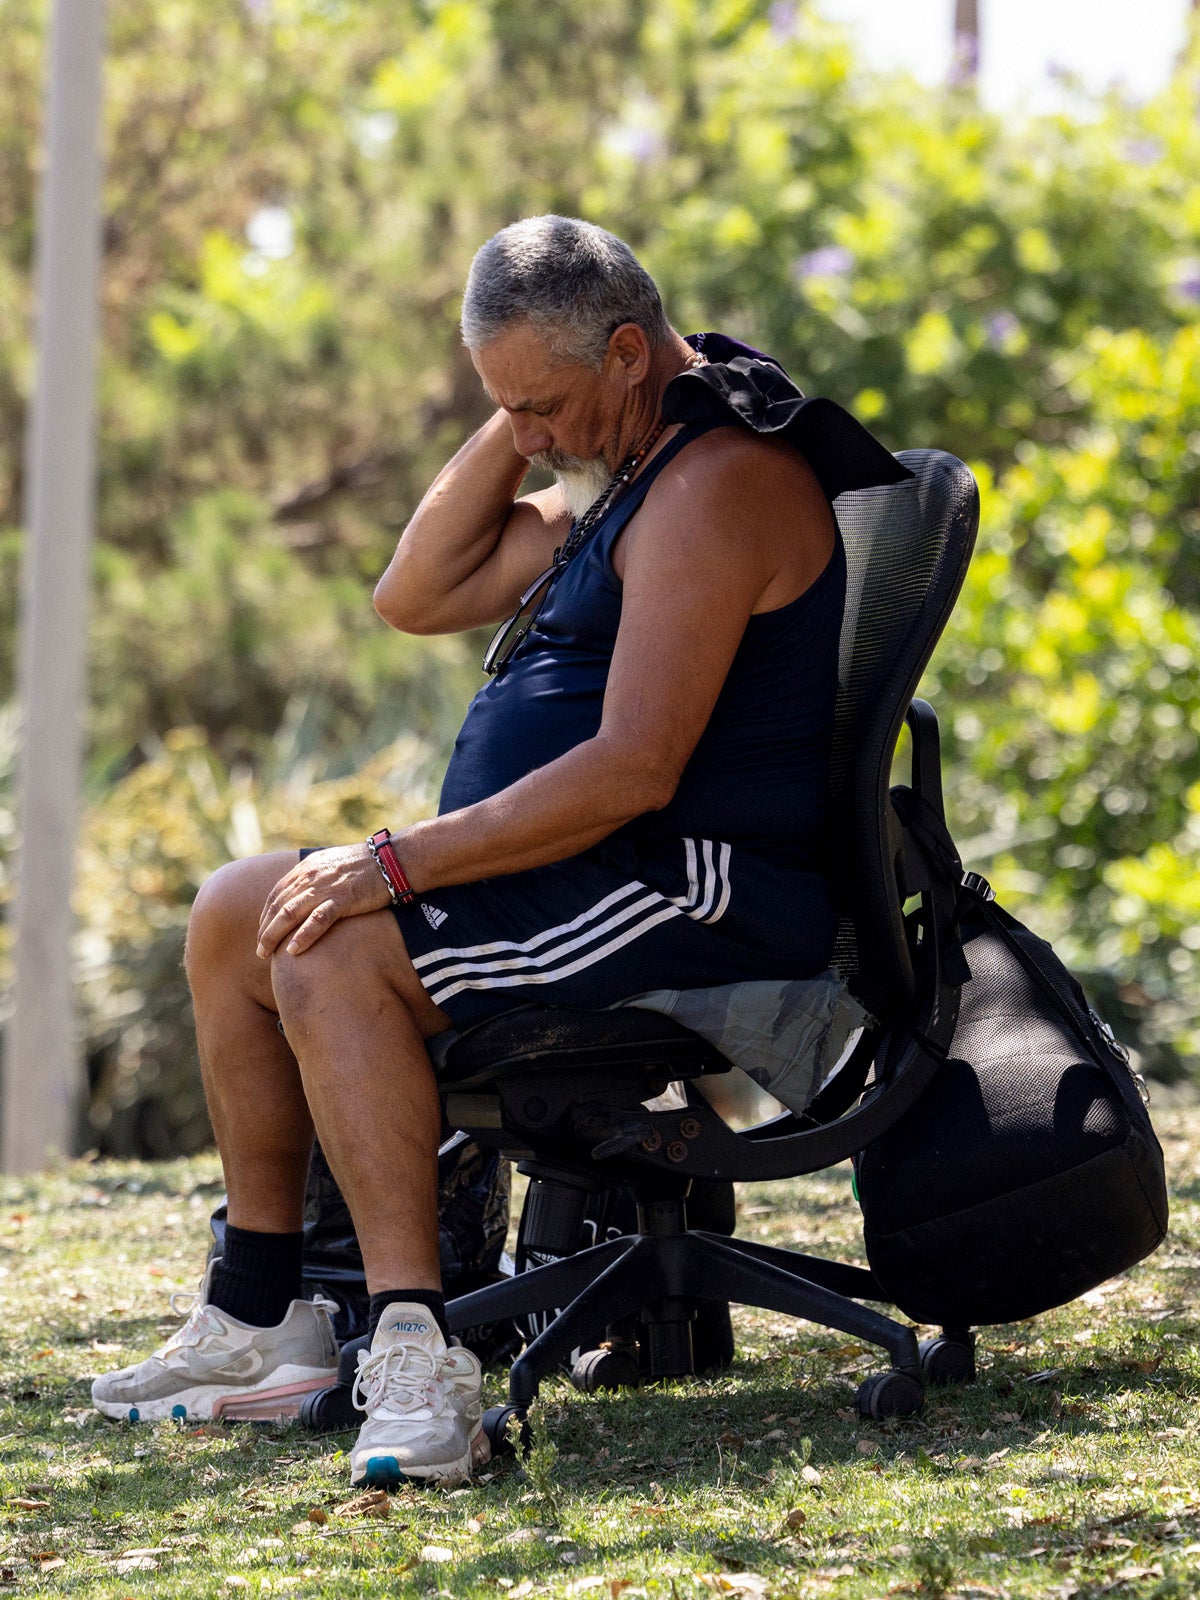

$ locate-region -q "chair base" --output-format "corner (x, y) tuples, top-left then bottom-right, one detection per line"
(446, 1202), (925, 1414)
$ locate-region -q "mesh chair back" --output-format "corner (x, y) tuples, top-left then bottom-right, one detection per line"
(828, 449), (979, 1021)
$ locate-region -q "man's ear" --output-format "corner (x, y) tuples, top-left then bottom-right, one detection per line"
(605, 322), (652, 384)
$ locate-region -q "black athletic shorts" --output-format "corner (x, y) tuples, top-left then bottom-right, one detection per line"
(351, 832), (835, 1032)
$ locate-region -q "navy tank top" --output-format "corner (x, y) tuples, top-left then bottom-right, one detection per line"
(438, 422), (847, 871)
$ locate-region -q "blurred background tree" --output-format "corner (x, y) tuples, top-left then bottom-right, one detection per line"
(0, 0), (1197, 1149)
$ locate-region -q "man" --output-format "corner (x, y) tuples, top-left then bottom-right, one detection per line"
(92, 216), (904, 1486)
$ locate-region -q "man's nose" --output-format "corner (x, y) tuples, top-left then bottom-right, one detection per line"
(509, 414), (552, 459)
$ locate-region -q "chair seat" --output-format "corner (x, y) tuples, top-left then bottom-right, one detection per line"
(430, 1005), (730, 1092)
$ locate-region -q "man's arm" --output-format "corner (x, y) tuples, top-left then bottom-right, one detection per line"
(373, 412), (571, 634)
(258, 433), (833, 957)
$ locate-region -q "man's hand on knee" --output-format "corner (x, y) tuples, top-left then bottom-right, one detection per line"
(256, 845), (393, 959)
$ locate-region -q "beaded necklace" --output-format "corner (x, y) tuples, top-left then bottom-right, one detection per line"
(553, 415), (669, 566)
(482, 350), (707, 676)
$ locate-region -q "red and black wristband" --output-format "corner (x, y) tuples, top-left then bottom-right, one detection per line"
(367, 828), (417, 906)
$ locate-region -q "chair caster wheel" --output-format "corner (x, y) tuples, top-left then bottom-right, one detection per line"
(571, 1347), (641, 1394)
(298, 1382), (360, 1433)
(482, 1404), (529, 1457)
(919, 1335), (976, 1386)
(856, 1368), (925, 1420)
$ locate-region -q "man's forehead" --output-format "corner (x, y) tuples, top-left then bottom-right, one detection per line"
(472, 322), (585, 408)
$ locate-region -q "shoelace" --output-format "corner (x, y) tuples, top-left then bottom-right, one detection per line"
(158, 1297), (223, 1355)
(352, 1341), (454, 1421)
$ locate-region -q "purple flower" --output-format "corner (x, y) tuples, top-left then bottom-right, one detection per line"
(1124, 138), (1163, 168)
(625, 127), (664, 164)
(1174, 261), (1200, 305)
(793, 245), (853, 281)
(769, 1), (799, 40)
(985, 311), (1020, 349)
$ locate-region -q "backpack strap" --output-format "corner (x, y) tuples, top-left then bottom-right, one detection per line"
(888, 784), (974, 988)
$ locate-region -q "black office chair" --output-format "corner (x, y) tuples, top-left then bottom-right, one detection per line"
(433, 448), (981, 1448)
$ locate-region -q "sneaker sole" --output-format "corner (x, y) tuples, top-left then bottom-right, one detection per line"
(350, 1425), (489, 1490)
(92, 1368), (337, 1424)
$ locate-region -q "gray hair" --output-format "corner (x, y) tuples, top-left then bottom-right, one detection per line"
(461, 215), (672, 368)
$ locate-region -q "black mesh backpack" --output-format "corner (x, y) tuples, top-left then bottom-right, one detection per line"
(855, 789), (1169, 1328)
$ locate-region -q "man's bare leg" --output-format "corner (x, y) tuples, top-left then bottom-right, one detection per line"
(268, 912), (452, 1292)
(186, 853), (315, 1232)
(186, 853), (452, 1291)
(259, 897), (486, 1488)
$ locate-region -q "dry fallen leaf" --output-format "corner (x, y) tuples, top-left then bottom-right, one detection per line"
(467, 1515), (485, 1534)
(784, 1507), (807, 1530)
(115, 1556), (159, 1574)
(709, 1574), (771, 1597)
(333, 1489), (390, 1519)
(420, 1546), (454, 1563)
(9, 1498), (50, 1511)
(38, 1558), (65, 1573)
(801, 1464), (822, 1487)
(856, 1439), (879, 1456)
(306, 1507), (329, 1525)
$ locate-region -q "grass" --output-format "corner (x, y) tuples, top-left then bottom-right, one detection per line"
(2, 1099), (1200, 1598)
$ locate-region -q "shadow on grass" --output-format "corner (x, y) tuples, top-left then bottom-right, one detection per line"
(510, 1354), (1200, 1486)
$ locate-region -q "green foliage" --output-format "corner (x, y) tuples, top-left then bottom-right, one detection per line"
(1, 0), (1199, 1127)
(925, 320), (1200, 1057)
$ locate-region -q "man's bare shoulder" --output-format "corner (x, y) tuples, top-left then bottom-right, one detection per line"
(621, 424), (835, 605)
(653, 425), (831, 526)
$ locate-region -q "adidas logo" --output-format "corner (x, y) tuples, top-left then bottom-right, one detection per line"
(422, 902), (448, 930)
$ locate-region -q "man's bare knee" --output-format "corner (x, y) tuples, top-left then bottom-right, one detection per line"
(270, 914), (445, 1042)
(271, 917), (389, 1026)
(186, 853), (295, 989)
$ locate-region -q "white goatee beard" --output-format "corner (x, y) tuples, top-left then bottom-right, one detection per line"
(530, 451), (614, 523)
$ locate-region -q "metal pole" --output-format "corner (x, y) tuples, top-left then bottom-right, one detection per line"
(3, 0), (107, 1172)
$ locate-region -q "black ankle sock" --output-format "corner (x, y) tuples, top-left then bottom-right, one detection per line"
(367, 1290), (449, 1344)
(208, 1225), (305, 1328)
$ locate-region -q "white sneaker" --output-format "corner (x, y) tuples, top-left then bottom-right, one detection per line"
(91, 1270), (338, 1423)
(350, 1302), (486, 1488)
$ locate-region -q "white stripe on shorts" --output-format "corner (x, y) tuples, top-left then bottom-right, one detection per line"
(701, 842), (732, 925)
(427, 900), (685, 1007)
(667, 838), (731, 925)
(415, 888), (669, 989)
(412, 879), (646, 977)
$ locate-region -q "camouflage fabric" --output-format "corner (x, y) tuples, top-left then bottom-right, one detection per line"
(619, 971), (868, 1114)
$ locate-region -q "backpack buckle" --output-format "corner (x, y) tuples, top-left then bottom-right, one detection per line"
(961, 871), (995, 902)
